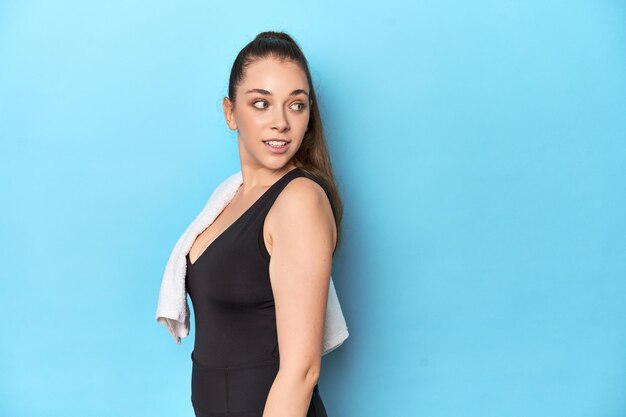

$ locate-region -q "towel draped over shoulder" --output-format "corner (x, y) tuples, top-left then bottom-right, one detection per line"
(155, 170), (349, 355)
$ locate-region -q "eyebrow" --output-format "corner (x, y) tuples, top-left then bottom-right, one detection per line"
(244, 88), (309, 97)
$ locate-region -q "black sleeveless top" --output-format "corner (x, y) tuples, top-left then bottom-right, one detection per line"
(185, 167), (334, 368)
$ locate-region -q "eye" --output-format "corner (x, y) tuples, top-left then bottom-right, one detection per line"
(253, 100), (268, 109)
(291, 102), (307, 111)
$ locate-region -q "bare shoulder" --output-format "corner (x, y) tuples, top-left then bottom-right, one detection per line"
(273, 176), (334, 224)
(280, 176), (328, 206)
(264, 176), (337, 255)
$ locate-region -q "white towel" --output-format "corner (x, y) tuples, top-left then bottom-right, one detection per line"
(155, 170), (349, 355)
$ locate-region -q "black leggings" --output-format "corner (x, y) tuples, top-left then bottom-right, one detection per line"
(190, 351), (328, 417)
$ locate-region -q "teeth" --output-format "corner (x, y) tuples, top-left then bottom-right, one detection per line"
(266, 140), (288, 147)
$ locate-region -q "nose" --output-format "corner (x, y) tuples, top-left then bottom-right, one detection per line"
(272, 107), (289, 131)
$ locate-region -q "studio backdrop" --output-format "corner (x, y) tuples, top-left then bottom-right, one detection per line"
(1, 1), (625, 417)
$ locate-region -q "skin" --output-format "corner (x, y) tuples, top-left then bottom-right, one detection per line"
(188, 56), (337, 417)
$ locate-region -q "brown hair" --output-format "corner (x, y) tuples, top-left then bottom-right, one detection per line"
(227, 30), (344, 254)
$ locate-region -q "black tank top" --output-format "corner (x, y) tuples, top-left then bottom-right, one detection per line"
(185, 167), (335, 368)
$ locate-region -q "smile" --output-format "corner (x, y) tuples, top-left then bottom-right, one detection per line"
(263, 140), (290, 154)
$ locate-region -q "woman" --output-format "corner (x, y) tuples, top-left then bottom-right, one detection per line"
(185, 31), (343, 417)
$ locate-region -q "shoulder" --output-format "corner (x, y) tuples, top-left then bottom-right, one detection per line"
(267, 175), (336, 235)
(263, 177), (337, 258)
(202, 170), (242, 207)
(266, 175), (337, 253)
(276, 176), (331, 215)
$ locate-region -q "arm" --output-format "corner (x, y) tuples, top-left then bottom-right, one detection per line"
(262, 177), (337, 417)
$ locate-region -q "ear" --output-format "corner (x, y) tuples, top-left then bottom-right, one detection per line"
(223, 96), (237, 131)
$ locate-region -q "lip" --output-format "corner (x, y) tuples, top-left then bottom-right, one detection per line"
(263, 138), (290, 154)
(263, 138), (291, 143)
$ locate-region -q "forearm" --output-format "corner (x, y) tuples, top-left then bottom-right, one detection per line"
(262, 367), (319, 417)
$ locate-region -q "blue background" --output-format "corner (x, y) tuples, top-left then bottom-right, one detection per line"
(1, 1), (625, 416)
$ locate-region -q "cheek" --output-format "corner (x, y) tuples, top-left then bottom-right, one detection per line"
(299, 113), (311, 132)
(236, 109), (264, 132)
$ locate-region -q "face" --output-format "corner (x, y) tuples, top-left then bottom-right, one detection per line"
(223, 57), (311, 171)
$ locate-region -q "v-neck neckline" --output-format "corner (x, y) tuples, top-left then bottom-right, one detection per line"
(187, 167), (301, 266)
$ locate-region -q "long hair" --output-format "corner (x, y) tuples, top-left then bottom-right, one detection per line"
(227, 31), (344, 254)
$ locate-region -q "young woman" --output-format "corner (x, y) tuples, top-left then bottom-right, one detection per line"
(185, 31), (344, 417)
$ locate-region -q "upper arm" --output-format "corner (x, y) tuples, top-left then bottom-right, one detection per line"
(267, 177), (337, 379)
